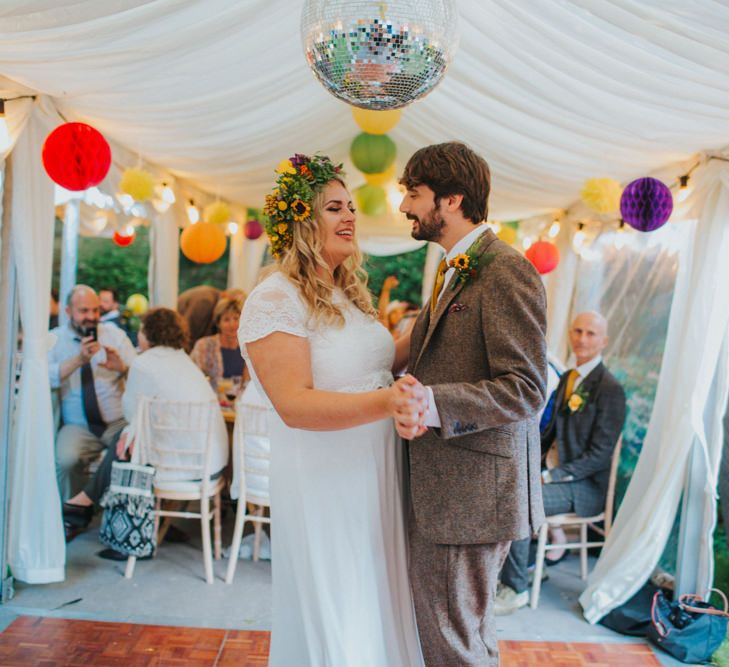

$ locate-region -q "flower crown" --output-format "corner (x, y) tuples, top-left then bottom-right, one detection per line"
(263, 154), (344, 258)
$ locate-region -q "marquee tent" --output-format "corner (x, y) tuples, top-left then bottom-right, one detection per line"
(0, 0), (728, 627)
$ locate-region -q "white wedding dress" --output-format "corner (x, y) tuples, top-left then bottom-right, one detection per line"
(238, 271), (423, 667)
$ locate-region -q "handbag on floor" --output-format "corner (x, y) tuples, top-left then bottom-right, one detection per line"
(647, 588), (729, 664)
(99, 460), (156, 557)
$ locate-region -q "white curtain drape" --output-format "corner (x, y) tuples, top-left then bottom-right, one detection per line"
(7, 96), (65, 583)
(228, 234), (267, 295)
(581, 159), (729, 622)
(147, 206), (180, 309)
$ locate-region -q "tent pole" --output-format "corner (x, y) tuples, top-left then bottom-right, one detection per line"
(0, 158), (19, 602)
(58, 199), (79, 324)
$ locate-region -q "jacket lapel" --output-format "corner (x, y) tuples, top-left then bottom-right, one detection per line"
(412, 230), (497, 372)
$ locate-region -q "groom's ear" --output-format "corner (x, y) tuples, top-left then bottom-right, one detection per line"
(442, 193), (464, 213)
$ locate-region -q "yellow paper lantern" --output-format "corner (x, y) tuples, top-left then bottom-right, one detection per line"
(581, 178), (623, 214)
(180, 221), (227, 264)
(120, 167), (155, 202)
(126, 293), (149, 316)
(364, 164), (396, 186)
(351, 107), (402, 135)
(203, 201), (231, 225)
(497, 226), (517, 245)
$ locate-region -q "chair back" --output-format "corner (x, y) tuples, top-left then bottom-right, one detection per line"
(603, 434), (624, 535)
(233, 385), (271, 506)
(136, 397), (219, 491)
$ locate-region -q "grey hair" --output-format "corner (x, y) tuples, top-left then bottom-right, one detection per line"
(66, 284), (97, 306)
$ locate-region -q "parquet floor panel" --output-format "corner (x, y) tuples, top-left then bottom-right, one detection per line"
(0, 616), (663, 666)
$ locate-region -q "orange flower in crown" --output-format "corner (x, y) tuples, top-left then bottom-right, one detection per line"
(263, 154), (344, 258)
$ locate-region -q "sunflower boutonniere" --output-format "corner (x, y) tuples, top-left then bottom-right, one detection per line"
(448, 237), (496, 289)
(567, 385), (590, 413)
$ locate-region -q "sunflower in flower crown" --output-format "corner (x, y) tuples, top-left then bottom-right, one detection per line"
(263, 154), (344, 258)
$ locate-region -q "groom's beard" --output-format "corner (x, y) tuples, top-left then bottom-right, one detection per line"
(408, 206), (445, 242)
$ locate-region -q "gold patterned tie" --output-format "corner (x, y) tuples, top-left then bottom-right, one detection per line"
(430, 258), (448, 313)
(562, 369), (579, 407)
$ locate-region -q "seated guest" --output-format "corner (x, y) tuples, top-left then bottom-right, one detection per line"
(177, 284), (221, 348)
(63, 307), (229, 553)
(50, 285), (136, 513)
(190, 296), (246, 391)
(496, 311), (626, 615)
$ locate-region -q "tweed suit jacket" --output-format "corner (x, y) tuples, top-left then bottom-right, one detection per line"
(541, 361), (626, 517)
(409, 229), (548, 545)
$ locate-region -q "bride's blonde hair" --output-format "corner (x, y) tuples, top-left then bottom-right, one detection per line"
(277, 179), (376, 327)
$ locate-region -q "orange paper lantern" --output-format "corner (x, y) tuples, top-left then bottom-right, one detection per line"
(180, 222), (227, 264)
(525, 240), (560, 275)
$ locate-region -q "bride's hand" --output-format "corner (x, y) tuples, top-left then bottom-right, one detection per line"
(390, 375), (428, 439)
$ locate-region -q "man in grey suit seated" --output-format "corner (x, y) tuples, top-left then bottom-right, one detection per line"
(496, 311), (626, 614)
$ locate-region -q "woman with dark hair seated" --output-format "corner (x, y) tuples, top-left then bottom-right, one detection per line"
(62, 308), (228, 556)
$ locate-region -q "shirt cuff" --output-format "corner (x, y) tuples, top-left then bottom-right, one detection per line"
(424, 386), (441, 428)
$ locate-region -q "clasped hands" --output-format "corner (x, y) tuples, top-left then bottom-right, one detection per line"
(390, 374), (429, 440)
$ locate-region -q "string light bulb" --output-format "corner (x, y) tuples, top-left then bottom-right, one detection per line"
(0, 100), (10, 153)
(548, 220), (561, 238)
(614, 219), (628, 249)
(522, 236), (534, 250)
(161, 182), (176, 204)
(572, 222), (586, 252)
(676, 174), (693, 203)
(186, 199), (200, 224)
(227, 221), (239, 235)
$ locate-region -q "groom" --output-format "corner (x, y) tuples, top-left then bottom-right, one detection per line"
(397, 142), (548, 666)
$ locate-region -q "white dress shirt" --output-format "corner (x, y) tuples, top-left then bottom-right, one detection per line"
(425, 224), (490, 428)
(48, 322), (137, 428)
(572, 354), (603, 390)
(122, 346), (229, 478)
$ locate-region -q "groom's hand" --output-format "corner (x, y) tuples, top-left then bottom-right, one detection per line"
(393, 375), (428, 440)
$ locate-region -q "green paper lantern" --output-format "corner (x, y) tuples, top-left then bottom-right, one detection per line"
(355, 184), (387, 217)
(350, 133), (397, 174)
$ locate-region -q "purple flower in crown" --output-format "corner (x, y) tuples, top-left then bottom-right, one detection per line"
(290, 154), (309, 168)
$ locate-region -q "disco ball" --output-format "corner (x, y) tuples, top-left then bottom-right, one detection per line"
(301, 0), (459, 110)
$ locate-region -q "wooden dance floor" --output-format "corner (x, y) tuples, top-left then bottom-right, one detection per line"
(0, 616), (662, 666)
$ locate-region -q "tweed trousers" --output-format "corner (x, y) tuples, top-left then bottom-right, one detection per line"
(410, 516), (511, 666)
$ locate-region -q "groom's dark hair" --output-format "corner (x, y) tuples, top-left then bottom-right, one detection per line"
(399, 142), (491, 224)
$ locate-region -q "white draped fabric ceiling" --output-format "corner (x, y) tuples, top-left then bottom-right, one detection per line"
(0, 1), (728, 219)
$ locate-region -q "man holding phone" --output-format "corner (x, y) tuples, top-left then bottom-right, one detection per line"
(49, 285), (136, 540)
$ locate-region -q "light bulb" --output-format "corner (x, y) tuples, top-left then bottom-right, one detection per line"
(572, 223), (586, 252)
(117, 193), (134, 210)
(162, 183), (176, 204)
(522, 236), (534, 250)
(0, 117), (10, 153)
(548, 221), (561, 238)
(122, 224), (135, 236)
(386, 183), (404, 210)
(227, 222), (239, 235)
(152, 198), (171, 213)
(186, 200), (200, 224)
(676, 174), (692, 203)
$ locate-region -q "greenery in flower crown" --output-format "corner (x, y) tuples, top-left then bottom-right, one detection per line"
(262, 154), (345, 258)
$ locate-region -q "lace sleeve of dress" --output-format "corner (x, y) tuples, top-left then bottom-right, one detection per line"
(237, 282), (308, 346)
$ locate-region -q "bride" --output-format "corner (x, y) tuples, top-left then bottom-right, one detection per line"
(238, 154), (425, 666)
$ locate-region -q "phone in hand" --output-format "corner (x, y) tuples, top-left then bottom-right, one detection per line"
(83, 324), (98, 341)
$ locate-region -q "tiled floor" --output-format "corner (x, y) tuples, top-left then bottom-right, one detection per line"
(0, 616), (662, 666)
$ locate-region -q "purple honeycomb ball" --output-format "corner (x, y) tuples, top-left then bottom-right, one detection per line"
(620, 177), (673, 232)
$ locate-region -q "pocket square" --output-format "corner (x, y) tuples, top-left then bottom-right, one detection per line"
(449, 303), (468, 313)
